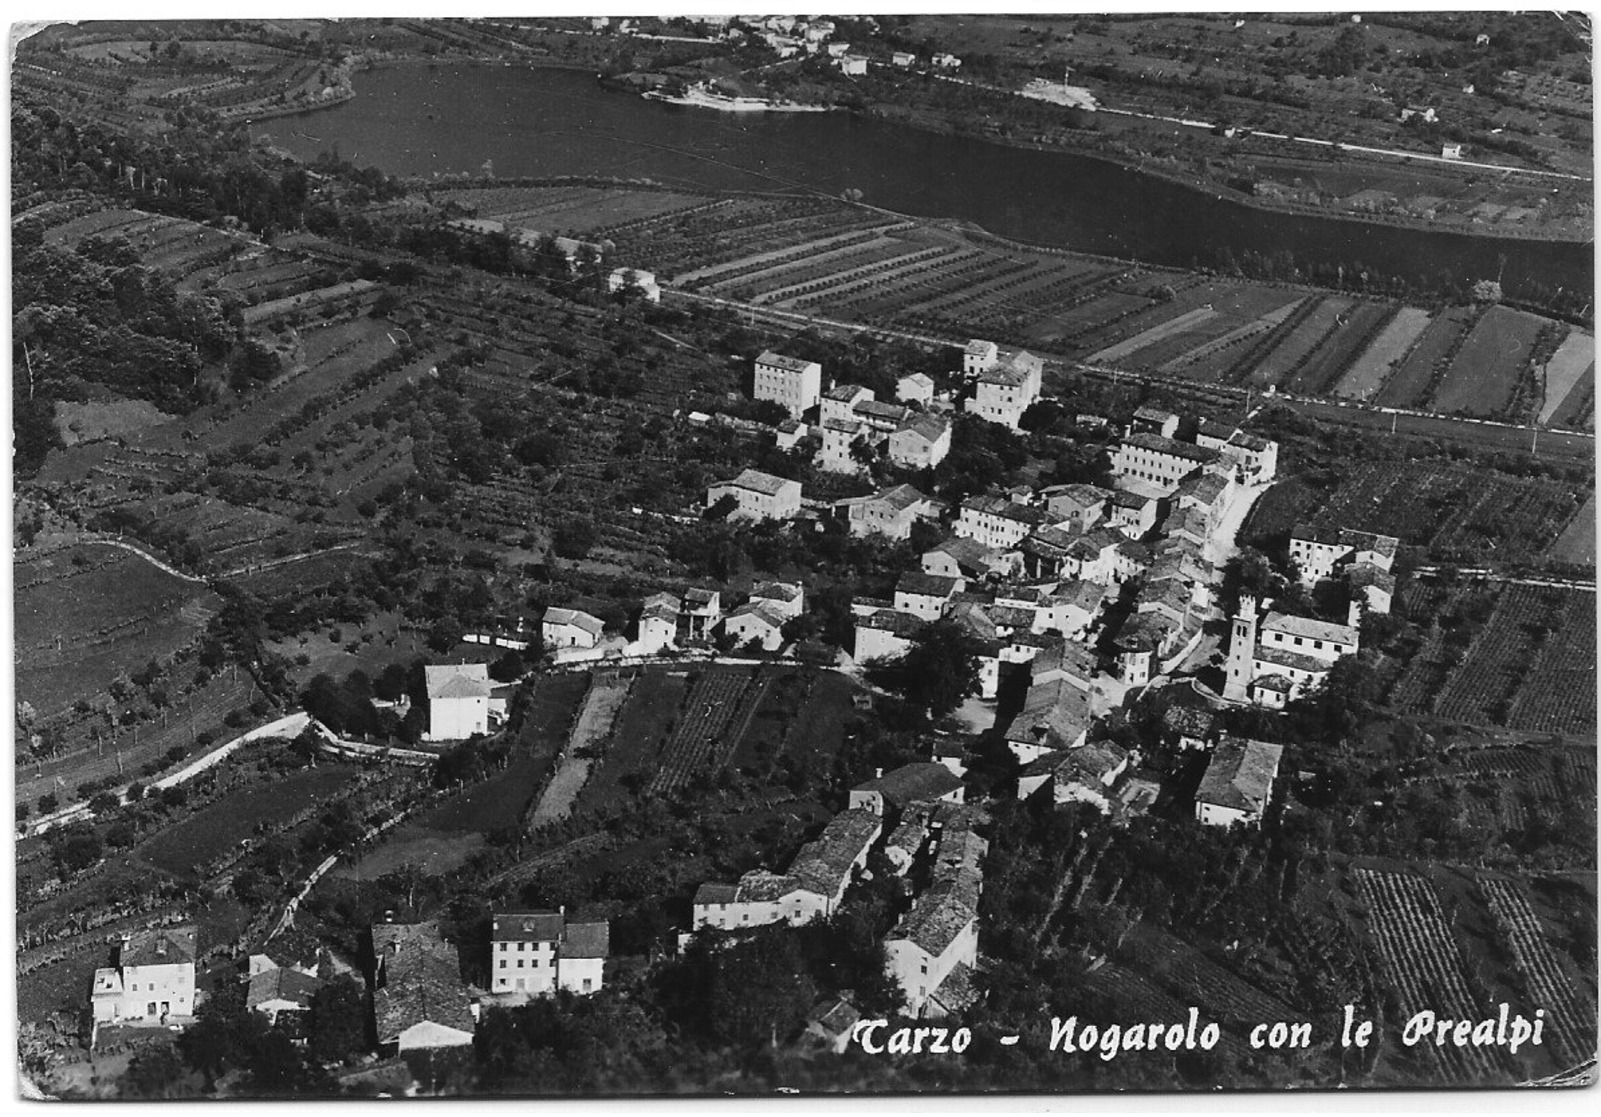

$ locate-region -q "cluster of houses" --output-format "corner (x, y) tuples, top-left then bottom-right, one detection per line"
(538, 579), (805, 666)
(692, 761), (984, 1017)
(92, 909), (613, 1058)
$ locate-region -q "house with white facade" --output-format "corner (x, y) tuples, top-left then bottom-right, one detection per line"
(884, 880), (978, 1015)
(636, 592), (680, 654)
(1223, 595), (1360, 707)
(542, 607), (606, 651)
(753, 351), (823, 418)
(1195, 738), (1283, 827)
(923, 535), (1013, 581)
(607, 267), (661, 302)
(821, 383), (875, 424)
(424, 663), (493, 741)
(965, 350), (1043, 429)
(1111, 432), (1221, 489)
(723, 601), (789, 651)
(896, 372), (935, 404)
(707, 468), (803, 522)
(837, 484), (937, 540)
(887, 413), (952, 469)
(955, 494), (1046, 550)
(1288, 525), (1400, 588)
(92, 926), (198, 1027)
(489, 910), (609, 998)
(817, 416), (868, 473)
(894, 571), (964, 621)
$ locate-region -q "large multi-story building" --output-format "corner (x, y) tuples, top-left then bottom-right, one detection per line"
(91, 926), (198, 1027)
(753, 351), (823, 418)
(1288, 525), (1400, 587)
(1110, 432), (1221, 489)
(489, 910), (609, 998)
(965, 350), (1043, 429)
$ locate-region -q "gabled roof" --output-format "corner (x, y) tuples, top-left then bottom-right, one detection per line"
(821, 416), (864, 434)
(694, 882), (739, 906)
(247, 965), (322, 1012)
(1119, 432), (1221, 463)
(541, 608), (605, 637)
(889, 879), (976, 957)
(1196, 738), (1283, 813)
(1008, 677), (1091, 750)
(925, 535), (1002, 574)
(728, 600), (788, 631)
(809, 996), (863, 1037)
(1262, 612), (1358, 645)
(824, 382), (871, 402)
(853, 762), (964, 808)
(898, 372), (935, 389)
(1338, 528), (1400, 559)
(684, 587), (720, 610)
(120, 926), (198, 968)
(791, 809), (883, 896)
(1162, 704), (1217, 739)
(930, 962), (982, 1014)
(856, 608), (924, 637)
(842, 483), (929, 515)
(561, 918), (610, 959)
(855, 399), (913, 424)
(893, 413), (949, 443)
(1133, 405), (1179, 424)
(965, 338), (999, 358)
(1195, 418), (1236, 441)
(371, 922), (474, 1042)
(717, 468), (798, 497)
(1020, 740), (1128, 786)
(897, 571), (964, 599)
(1032, 639), (1098, 685)
(734, 869), (814, 903)
(752, 581), (803, 603)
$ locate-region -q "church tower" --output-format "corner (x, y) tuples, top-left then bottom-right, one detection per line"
(1223, 593), (1257, 702)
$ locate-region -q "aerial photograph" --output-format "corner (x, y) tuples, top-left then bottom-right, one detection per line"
(10, 7), (1597, 1100)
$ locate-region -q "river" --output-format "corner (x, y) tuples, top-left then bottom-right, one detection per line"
(253, 62), (1591, 301)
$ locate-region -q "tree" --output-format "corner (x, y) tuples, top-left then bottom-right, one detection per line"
(867, 618), (984, 720)
(89, 791), (121, 816)
(551, 516), (598, 560)
(121, 1044), (188, 1098)
(488, 649), (525, 683)
(306, 975), (367, 1065)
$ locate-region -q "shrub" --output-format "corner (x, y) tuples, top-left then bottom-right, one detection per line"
(36, 794), (57, 814)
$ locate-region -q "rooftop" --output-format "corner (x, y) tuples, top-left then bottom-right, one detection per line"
(718, 468), (798, 497)
(897, 571), (964, 599)
(756, 350), (821, 374)
(246, 965), (322, 1012)
(853, 762), (965, 808)
(824, 382), (870, 401)
(857, 608), (925, 637)
(791, 809), (883, 896)
(1008, 676), (1091, 749)
(371, 922), (474, 1042)
(541, 608), (605, 637)
(890, 880), (976, 957)
(1120, 432), (1222, 463)
(1263, 612), (1358, 646)
(120, 926), (198, 968)
(1196, 738), (1284, 813)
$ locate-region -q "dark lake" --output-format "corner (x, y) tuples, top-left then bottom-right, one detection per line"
(254, 62), (1590, 300)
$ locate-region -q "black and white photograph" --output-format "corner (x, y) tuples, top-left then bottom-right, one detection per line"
(9, 5), (1598, 1101)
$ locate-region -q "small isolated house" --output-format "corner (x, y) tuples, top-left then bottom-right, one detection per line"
(423, 663), (492, 742)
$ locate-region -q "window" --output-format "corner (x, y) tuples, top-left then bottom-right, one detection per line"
(517, 960), (525, 969)
(518, 941), (526, 952)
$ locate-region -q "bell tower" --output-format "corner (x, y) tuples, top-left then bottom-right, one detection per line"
(1223, 593), (1257, 702)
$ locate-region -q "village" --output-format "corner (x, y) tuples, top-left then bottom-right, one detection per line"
(62, 333), (1413, 1082)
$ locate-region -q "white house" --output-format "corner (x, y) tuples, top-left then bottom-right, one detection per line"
(887, 413), (952, 469)
(837, 484), (937, 541)
(91, 926), (198, 1026)
(723, 601), (788, 651)
(707, 468), (803, 522)
(962, 338), (999, 376)
(955, 494), (1045, 551)
(892, 50), (916, 67)
(607, 267), (661, 302)
(817, 416), (867, 473)
(753, 351), (822, 418)
(1195, 738), (1283, 827)
(423, 663), (493, 742)
(489, 910), (609, 998)
(750, 581), (804, 619)
(542, 607), (605, 650)
(896, 372), (935, 404)
(932, 52), (962, 69)
(965, 351), (1043, 429)
(636, 592), (680, 654)
(894, 571), (964, 621)
(838, 54), (869, 76)
(821, 382), (874, 425)
(853, 608), (923, 665)
(884, 881), (977, 1015)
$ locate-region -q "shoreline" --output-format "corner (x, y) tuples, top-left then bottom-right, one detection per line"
(250, 54), (1592, 253)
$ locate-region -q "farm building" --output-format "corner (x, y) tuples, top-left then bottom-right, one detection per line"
(896, 372), (935, 404)
(753, 351), (823, 418)
(542, 607), (606, 650)
(837, 484), (938, 541)
(723, 601), (789, 651)
(838, 54), (869, 75)
(423, 662), (493, 742)
(607, 267), (661, 302)
(370, 921), (476, 1054)
(91, 926), (198, 1027)
(489, 910), (609, 998)
(849, 762), (965, 816)
(1194, 738), (1283, 827)
(932, 52), (961, 68)
(887, 413), (952, 469)
(707, 468), (803, 522)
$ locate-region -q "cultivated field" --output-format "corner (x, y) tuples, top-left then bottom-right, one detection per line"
(1332, 307), (1432, 400)
(1429, 305), (1550, 419)
(1538, 329), (1595, 426)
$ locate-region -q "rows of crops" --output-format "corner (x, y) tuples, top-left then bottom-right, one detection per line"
(1373, 306), (1478, 409)
(1502, 587), (1598, 734)
(1432, 584), (1566, 725)
(1352, 868), (1509, 1084)
(648, 668), (769, 796)
(1429, 306), (1550, 419)
(1479, 878), (1596, 1069)
(1332, 308), (1434, 401)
